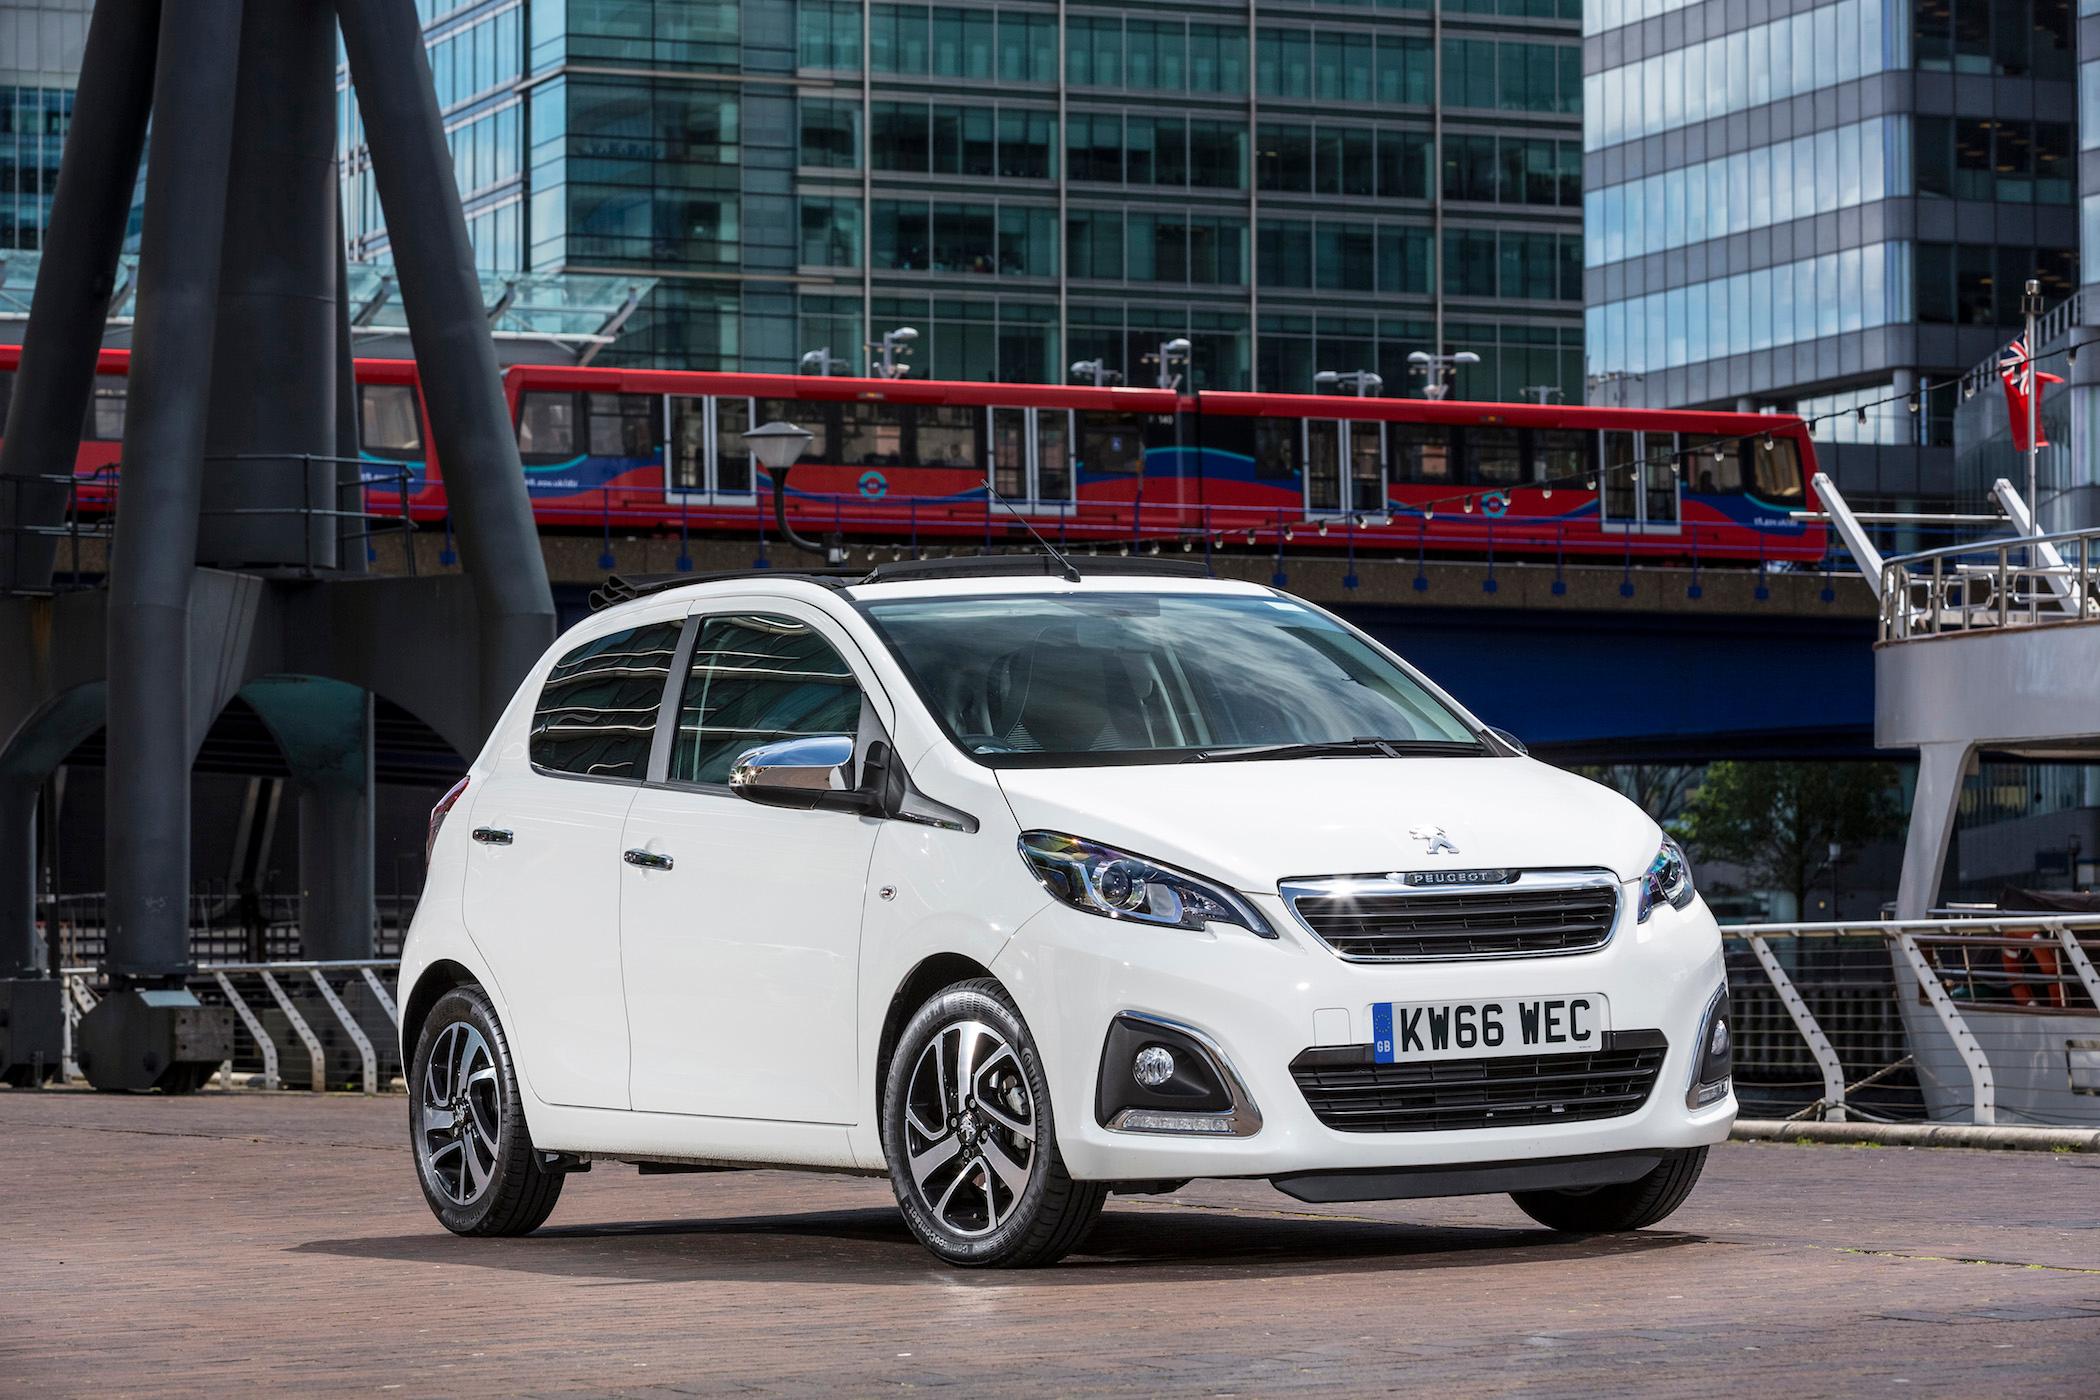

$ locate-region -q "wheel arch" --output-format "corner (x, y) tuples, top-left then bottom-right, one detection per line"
(401, 958), (480, 1061)
(874, 951), (1001, 1127)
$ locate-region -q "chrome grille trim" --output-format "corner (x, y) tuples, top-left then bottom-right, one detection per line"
(1279, 869), (1623, 963)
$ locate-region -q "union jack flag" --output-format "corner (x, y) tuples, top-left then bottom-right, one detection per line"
(1999, 336), (2064, 453)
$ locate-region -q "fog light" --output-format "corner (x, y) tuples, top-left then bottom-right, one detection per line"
(1133, 1045), (1176, 1087)
(1709, 1017), (1730, 1061)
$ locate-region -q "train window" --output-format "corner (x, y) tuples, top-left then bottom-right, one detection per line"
(755, 400), (829, 464)
(85, 375), (127, 442)
(1254, 417), (1300, 479)
(1529, 428), (1589, 485)
(1307, 420), (1342, 510)
(1389, 424), (1453, 482)
(1349, 423), (1384, 511)
(517, 391), (577, 457)
(1075, 410), (1151, 475)
(992, 409), (1027, 496)
(1752, 436), (1805, 501)
(588, 392), (661, 458)
(1037, 410), (1071, 499)
(1601, 431), (1638, 522)
(915, 404), (981, 468)
(714, 397), (752, 492)
(839, 400), (906, 465)
(1681, 435), (1743, 494)
(1469, 427), (1523, 485)
(669, 398), (707, 490)
(359, 384), (423, 459)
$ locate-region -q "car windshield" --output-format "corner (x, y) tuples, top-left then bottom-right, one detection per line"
(859, 591), (1483, 767)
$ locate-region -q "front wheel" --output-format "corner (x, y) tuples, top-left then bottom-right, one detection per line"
(1510, 1147), (1708, 1232)
(882, 979), (1105, 1267)
(409, 985), (564, 1236)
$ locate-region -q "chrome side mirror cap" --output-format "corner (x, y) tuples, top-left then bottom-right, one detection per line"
(1485, 726), (1528, 756)
(729, 735), (855, 808)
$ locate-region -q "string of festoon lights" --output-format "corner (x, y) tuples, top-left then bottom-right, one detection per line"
(1149, 338), (2084, 552)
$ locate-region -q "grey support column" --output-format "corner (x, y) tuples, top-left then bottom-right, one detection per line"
(0, 777), (37, 978)
(1895, 742), (1973, 920)
(198, 0), (343, 570)
(104, 0), (247, 983)
(337, 0), (557, 734)
(0, 0), (161, 592)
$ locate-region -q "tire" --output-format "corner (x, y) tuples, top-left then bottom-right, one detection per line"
(1510, 1147), (1708, 1233)
(882, 978), (1106, 1267)
(408, 985), (564, 1236)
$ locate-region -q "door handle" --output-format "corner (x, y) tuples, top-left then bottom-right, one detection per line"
(471, 827), (513, 846)
(623, 848), (673, 871)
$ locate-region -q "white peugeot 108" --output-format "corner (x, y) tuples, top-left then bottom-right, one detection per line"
(401, 556), (1734, 1266)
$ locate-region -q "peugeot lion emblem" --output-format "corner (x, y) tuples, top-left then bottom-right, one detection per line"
(1409, 824), (1459, 856)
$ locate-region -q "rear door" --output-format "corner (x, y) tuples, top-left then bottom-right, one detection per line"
(460, 610), (685, 1110)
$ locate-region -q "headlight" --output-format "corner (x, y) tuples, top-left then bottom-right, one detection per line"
(1018, 831), (1276, 938)
(1638, 837), (1696, 922)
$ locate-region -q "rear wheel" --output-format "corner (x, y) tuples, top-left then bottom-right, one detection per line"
(882, 979), (1105, 1267)
(1510, 1147), (1707, 1232)
(409, 985), (563, 1236)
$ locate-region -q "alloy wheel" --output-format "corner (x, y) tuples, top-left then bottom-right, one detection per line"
(901, 1019), (1038, 1237)
(418, 1021), (501, 1206)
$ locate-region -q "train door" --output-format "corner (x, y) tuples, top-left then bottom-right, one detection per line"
(1304, 420), (1386, 517)
(666, 395), (754, 500)
(989, 407), (1075, 508)
(1598, 429), (1679, 533)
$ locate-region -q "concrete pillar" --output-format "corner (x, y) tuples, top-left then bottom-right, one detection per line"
(1895, 742), (1973, 919)
(295, 695), (375, 962)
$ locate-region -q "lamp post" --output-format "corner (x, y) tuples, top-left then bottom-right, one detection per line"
(744, 419), (845, 565)
(867, 326), (918, 379)
(1314, 370), (1383, 397)
(1520, 384), (1564, 405)
(1070, 358), (1124, 387)
(1407, 349), (1479, 401)
(799, 347), (849, 376)
(1142, 337), (1191, 390)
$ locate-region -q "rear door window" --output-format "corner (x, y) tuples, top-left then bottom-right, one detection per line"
(530, 622), (684, 780)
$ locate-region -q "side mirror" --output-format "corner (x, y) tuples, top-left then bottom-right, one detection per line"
(1485, 726), (1528, 756)
(729, 735), (856, 809)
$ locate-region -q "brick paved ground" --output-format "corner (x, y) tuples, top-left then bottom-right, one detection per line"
(2, 1089), (2095, 1398)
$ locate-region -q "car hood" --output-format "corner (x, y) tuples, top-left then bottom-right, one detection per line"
(994, 757), (1661, 893)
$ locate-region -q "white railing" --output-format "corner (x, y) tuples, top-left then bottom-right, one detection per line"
(1879, 527), (2100, 642)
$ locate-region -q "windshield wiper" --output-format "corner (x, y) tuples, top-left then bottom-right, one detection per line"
(1181, 736), (1485, 763)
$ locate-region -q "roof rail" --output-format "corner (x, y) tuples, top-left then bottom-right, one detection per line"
(588, 553), (1216, 610)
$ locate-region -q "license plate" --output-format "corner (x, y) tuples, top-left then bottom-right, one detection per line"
(1371, 995), (1609, 1064)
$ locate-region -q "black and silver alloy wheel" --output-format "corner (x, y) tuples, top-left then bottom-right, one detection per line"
(408, 985), (564, 1237)
(902, 1020), (1038, 1237)
(883, 978), (1106, 1267)
(417, 1021), (501, 1206)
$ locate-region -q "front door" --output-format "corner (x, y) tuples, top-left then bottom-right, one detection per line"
(619, 602), (885, 1123)
(1305, 420), (1386, 516)
(1599, 430), (1680, 532)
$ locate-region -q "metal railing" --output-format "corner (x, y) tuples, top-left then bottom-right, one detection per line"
(40, 888), (414, 969)
(1879, 525), (2100, 642)
(1722, 915), (2100, 1126)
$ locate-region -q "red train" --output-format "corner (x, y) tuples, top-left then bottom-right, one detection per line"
(1, 345), (1826, 563)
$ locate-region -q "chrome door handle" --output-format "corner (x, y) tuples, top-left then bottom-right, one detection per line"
(623, 848), (673, 871)
(471, 827), (513, 846)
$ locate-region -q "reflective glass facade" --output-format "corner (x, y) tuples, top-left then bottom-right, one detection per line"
(1583, 0), (2079, 507)
(0, 0), (91, 252)
(338, 0), (1582, 393)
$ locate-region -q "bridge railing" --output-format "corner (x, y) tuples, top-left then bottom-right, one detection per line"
(1879, 526), (2100, 641)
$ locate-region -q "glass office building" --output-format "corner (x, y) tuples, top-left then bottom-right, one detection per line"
(0, 0), (91, 252)
(339, 0), (1586, 394)
(1581, 0), (2078, 507)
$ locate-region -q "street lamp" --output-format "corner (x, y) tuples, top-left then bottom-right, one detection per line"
(867, 326), (918, 379)
(1314, 370), (1384, 397)
(1407, 349), (1479, 401)
(1142, 337), (1192, 390)
(743, 420), (845, 565)
(799, 347), (849, 376)
(1070, 358), (1124, 387)
(1520, 384), (1564, 405)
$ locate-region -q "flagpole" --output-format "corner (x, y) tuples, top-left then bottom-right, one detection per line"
(2023, 277), (2043, 536)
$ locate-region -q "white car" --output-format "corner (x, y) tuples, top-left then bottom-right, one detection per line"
(401, 557), (1734, 1267)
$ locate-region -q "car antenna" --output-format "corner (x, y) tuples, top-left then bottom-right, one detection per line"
(980, 476), (1082, 582)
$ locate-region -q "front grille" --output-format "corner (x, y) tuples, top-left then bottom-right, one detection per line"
(1286, 881), (1619, 962)
(1290, 1034), (1666, 1133)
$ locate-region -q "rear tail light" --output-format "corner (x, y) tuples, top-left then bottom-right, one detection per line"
(427, 775), (470, 865)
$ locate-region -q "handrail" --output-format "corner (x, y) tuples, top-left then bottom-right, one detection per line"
(1883, 524), (2100, 570)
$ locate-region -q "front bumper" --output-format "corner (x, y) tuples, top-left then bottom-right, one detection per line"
(990, 885), (1736, 1185)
